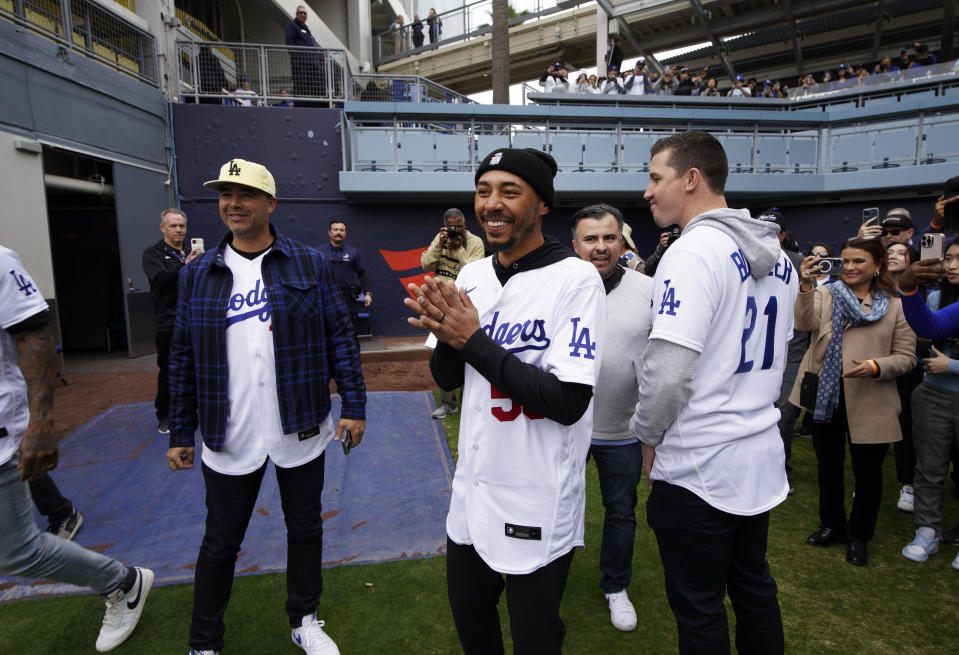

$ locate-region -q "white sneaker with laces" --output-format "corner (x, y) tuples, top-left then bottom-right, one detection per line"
(292, 613), (340, 655)
(188, 650), (218, 655)
(605, 589), (637, 632)
(897, 485), (915, 512)
(901, 526), (939, 562)
(96, 567), (154, 652)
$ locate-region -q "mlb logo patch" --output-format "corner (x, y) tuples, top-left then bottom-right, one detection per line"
(490, 152), (503, 166)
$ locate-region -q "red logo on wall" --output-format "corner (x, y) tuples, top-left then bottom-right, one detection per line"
(379, 247), (430, 298)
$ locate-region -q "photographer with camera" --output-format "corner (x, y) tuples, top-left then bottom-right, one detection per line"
(640, 226), (681, 277)
(539, 63), (569, 93)
(420, 208), (485, 419)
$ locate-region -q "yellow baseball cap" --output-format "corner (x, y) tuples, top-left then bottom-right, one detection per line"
(622, 222), (637, 251)
(204, 158), (276, 197)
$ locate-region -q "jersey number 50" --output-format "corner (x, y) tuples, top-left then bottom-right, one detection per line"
(491, 385), (544, 422)
(735, 295), (778, 374)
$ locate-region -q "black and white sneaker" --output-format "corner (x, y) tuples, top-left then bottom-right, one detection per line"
(47, 508), (84, 540)
(157, 419), (170, 434)
(96, 567), (154, 652)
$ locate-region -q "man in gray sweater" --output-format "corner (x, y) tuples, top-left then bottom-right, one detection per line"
(571, 204), (653, 632)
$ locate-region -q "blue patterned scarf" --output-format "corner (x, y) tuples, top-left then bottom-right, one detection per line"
(814, 281), (889, 422)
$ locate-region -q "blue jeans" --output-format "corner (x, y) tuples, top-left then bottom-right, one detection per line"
(0, 456), (126, 594)
(588, 441), (643, 593)
(776, 362), (800, 473)
(647, 482), (784, 655)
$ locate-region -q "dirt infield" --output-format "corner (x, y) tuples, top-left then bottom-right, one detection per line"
(53, 359), (436, 441)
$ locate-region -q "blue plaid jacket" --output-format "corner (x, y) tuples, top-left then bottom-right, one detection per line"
(169, 226), (366, 450)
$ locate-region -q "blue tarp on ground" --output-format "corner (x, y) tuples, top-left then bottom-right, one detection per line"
(1, 391), (454, 602)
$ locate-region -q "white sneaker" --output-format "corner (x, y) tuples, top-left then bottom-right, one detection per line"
(431, 404), (458, 419)
(188, 651), (218, 655)
(901, 526), (939, 562)
(897, 485), (915, 512)
(96, 567), (154, 652)
(605, 589), (637, 632)
(292, 613), (340, 655)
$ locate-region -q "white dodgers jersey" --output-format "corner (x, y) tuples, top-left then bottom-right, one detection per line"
(648, 222), (797, 515)
(447, 255), (605, 574)
(0, 246), (50, 466)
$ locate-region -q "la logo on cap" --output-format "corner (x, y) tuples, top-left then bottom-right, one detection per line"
(490, 152), (503, 166)
(228, 160), (241, 176)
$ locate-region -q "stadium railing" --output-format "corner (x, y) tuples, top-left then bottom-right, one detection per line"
(0, 0), (158, 86)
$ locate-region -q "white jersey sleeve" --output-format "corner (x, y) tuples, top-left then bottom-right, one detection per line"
(0, 246), (49, 329)
(648, 246), (720, 353)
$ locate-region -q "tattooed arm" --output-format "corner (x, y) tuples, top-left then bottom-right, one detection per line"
(15, 322), (59, 481)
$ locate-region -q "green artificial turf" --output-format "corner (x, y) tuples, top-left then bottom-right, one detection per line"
(2, 408), (958, 654)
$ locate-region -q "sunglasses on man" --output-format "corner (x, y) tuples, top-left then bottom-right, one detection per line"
(881, 228), (904, 236)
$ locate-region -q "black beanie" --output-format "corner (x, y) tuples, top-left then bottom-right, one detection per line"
(475, 148), (558, 209)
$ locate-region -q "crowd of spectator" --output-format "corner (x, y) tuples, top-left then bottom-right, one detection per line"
(538, 42), (953, 100)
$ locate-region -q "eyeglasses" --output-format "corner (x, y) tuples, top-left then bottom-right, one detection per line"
(296, 11), (307, 15)
(881, 228), (903, 236)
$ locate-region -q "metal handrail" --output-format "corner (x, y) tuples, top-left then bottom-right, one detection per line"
(0, 0), (158, 86)
(373, 0), (566, 67)
(174, 40), (475, 106)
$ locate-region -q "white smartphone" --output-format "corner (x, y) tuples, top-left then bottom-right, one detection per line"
(190, 237), (204, 253)
(920, 232), (945, 262)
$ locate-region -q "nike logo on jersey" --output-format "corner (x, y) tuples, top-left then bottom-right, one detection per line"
(464, 286), (476, 294)
(483, 311), (551, 353)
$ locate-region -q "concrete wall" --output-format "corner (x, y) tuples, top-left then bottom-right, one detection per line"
(0, 132), (55, 297)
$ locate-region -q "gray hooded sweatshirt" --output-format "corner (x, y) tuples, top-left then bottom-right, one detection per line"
(630, 207), (782, 446)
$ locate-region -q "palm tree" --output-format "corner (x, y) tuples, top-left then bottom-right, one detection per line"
(491, 0), (509, 104)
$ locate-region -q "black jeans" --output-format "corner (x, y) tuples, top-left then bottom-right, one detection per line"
(446, 537), (574, 655)
(189, 454), (326, 652)
(811, 391), (889, 541)
(28, 473), (73, 523)
(154, 329), (173, 421)
(647, 482), (784, 655)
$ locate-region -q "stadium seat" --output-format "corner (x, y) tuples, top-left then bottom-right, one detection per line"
(756, 136), (788, 173)
(550, 133), (589, 172)
(355, 129), (393, 171)
(513, 131), (547, 152)
(620, 133), (657, 172)
(583, 132), (618, 172)
(433, 132), (471, 171)
(717, 135), (754, 173)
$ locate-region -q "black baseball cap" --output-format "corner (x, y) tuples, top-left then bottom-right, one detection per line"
(881, 213), (913, 229)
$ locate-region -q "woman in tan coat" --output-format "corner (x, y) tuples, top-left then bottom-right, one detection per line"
(791, 237), (916, 566)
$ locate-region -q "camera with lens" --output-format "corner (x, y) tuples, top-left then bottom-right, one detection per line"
(816, 257), (844, 275)
(446, 225), (462, 239)
(666, 226), (681, 247)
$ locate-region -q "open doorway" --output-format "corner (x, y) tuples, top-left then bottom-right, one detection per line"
(43, 148), (126, 353)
